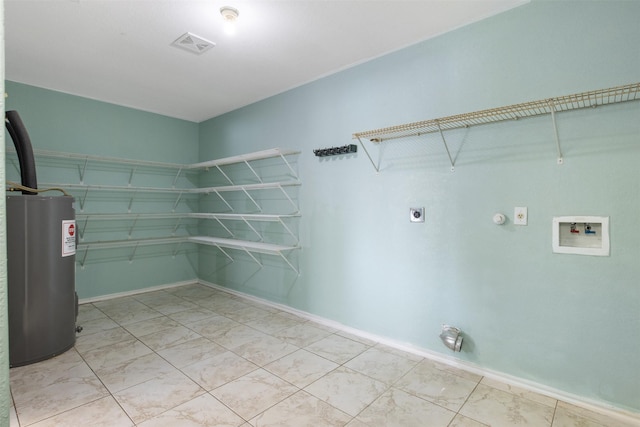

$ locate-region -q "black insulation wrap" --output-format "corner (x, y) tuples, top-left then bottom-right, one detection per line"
(5, 110), (38, 195)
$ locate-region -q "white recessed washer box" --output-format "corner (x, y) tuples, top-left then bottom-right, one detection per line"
(552, 216), (609, 256)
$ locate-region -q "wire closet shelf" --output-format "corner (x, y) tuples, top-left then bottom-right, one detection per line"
(352, 82), (640, 172)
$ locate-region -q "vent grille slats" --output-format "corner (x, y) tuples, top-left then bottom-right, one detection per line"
(171, 32), (215, 55)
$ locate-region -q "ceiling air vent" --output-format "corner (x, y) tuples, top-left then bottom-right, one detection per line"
(171, 32), (215, 55)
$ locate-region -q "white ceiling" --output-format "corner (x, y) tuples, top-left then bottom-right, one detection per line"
(5, 0), (527, 123)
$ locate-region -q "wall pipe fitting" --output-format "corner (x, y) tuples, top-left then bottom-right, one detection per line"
(440, 325), (463, 352)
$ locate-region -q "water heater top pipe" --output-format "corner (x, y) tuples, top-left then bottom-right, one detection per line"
(5, 110), (38, 195)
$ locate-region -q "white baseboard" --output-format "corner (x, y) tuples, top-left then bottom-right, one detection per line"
(198, 280), (640, 425)
(78, 280), (199, 304)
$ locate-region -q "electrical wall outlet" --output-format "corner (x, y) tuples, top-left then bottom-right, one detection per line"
(514, 206), (528, 225)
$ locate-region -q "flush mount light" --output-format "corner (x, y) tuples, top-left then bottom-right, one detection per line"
(220, 6), (239, 21)
(220, 6), (239, 35)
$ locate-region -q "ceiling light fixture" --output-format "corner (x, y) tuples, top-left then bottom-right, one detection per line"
(220, 6), (239, 35)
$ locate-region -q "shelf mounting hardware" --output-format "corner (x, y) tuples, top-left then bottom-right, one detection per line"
(436, 120), (455, 172)
(548, 100), (564, 165)
(78, 157), (89, 184)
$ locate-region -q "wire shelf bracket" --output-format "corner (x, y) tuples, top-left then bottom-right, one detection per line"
(353, 82), (640, 172)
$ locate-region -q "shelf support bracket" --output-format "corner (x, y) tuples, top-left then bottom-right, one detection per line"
(172, 218), (183, 236)
(242, 188), (262, 212)
(129, 242), (139, 263)
(213, 244), (234, 262)
(78, 157), (89, 184)
(127, 190), (137, 213)
(128, 216), (139, 239)
(277, 184), (298, 213)
(279, 153), (298, 180)
(172, 241), (183, 257)
(244, 161), (263, 184)
(278, 250), (299, 275)
(548, 100), (564, 165)
(436, 121), (456, 172)
(79, 247), (89, 269)
(172, 167), (183, 188)
(215, 165), (235, 186)
(173, 191), (184, 212)
(79, 188), (90, 212)
(277, 217), (298, 245)
(212, 190), (234, 212)
(214, 217), (235, 238)
(79, 218), (89, 241)
(241, 217), (263, 241)
(356, 136), (381, 173)
(128, 167), (137, 186)
(242, 248), (263, 268)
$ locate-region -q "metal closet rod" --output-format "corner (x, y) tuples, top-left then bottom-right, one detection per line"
(352, 82), (640, 171)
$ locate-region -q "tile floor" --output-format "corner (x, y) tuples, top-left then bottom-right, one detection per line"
(9, 283), (637, 427)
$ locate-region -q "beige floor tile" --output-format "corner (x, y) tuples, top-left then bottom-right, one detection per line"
(157, 336), (227, 368)
(224, 305), (273, 323)
(123, 316), (181, 338)
(264, 349), (339, 388)
(181, 350), (259, 390)
(12, 354), (109, 426)
(153, 300), (202, 316)
(186, 316), (242, 341)
(304, 366), (387, 417)
(250, 390), (352, 427)
(552, 401), (639, 427)
(273, 322), (334, 348)
(74, 326), (134, 354)
(211, 324), (270, 349)
(113, 370), (205, 424)
(244, 312), (303, 335)
(133, 291), (184, 307)
(459, 383), (555, 427)
(356, 387), (456, 427)
(168, 307), (218, 325)
(229, 334), (299, 366)
(28, 396), (133, 427)
(394, 358), (480, 411)
(76, 315), (120, 336)
(345, 419), (369, 427)
(107, 306), (165, 326)
(305, 334), (369, 364)
(137, 393), (244, 427)
(344, 346), (420, 385)
(94, 352), (180, 393)
(77, 303), (108, 323)
(166, 284), (218, 300)
(10, 286), (633, 427)
(9, 405), (19, 427)
(481, 376), (557, 408)
(10, 349), (86, 395)
(81, 337), (153, 370)
(137, 325), (202, 351)
(449, 414), (491, 427)
(211, 369), (298, 420)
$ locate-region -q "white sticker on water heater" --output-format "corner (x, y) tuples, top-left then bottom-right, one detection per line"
(62, 220), (76, 257)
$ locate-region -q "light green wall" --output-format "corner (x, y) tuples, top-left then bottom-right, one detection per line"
(198, 0), (640, 412)
(4, 81), (201, 299)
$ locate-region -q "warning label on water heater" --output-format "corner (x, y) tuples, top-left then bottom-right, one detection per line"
(62, 220), (76, 257)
